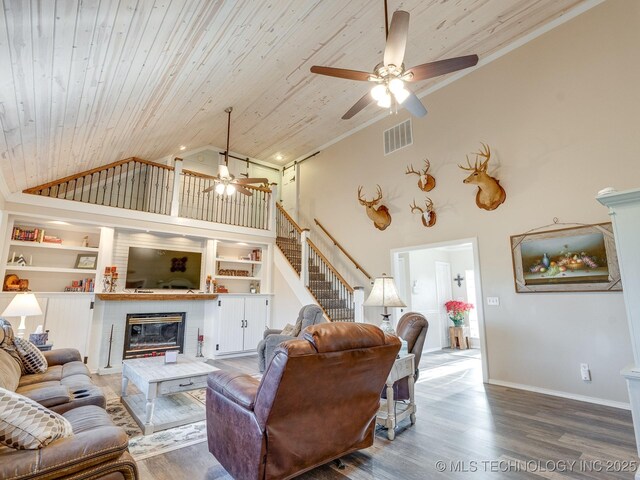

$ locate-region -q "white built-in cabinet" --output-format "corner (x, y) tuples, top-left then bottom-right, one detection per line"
(214, 295), (270, 354)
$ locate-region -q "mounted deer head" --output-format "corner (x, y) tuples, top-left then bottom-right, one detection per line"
(405, 159), (436, 192)
(458, 143), (506, 211)
(410, 198), (436, 227)
(357, 185), (392, 231)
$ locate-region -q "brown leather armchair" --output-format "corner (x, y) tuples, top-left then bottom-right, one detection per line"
(383, 312), (428, 401)
(206, 322), (401, 480)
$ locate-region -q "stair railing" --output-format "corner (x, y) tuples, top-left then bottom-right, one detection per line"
(275, 203), (364, 322)
(307, 238), (355, 322)
(313, 218), (372, 281)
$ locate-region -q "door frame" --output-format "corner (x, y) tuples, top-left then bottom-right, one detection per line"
(434, 261), (452, 349)
(390, 237), (489, 383)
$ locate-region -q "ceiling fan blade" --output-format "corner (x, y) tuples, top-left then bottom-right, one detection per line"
(406, 54), (479, 81)
(310, 66), (372, 81)
(234, 177), (269, 185)
(342, 91), (375, 120)
(383, 10), (410, 67)
(402, 90), (427, 117)
(202, 184), (217, 194)
(235, 185), (253, 196)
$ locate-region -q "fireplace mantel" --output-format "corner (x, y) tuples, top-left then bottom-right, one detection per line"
(96, 293), (218, 301)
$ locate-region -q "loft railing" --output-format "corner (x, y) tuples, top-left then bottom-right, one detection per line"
(22, 157), (272, 230)
(307, 238), (355, 322)
(23, 157), (175, 215)
(314, 218), (372, 281)
(180, 169), (271, 229)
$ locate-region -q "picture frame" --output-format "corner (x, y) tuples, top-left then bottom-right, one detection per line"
(75, 253), (98, 270)
(511, 223), (622, 293)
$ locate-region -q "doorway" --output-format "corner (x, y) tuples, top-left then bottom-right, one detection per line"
(390, 238), (487, 382)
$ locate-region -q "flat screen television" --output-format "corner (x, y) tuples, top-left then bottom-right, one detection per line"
(125, 247), (202, 290)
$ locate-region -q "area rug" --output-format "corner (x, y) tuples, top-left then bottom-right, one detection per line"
(105, 389), (208, 460)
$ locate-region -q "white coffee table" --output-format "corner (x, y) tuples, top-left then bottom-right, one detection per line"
(121, 355), (218, 435)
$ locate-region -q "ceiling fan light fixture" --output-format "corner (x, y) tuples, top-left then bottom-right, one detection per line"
(371, 84), (387, 101)
(215, 183), (226, 195)
(388, 77), (404, 94)
(218, 164), (231, 178)
(226, 184), (236, 196)
(377, 92), (392, 108)
(393, 87), (410, 104)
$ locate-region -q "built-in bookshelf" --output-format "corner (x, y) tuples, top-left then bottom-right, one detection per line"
(2, 218), (101, 293)
(213, 242), (263, 294)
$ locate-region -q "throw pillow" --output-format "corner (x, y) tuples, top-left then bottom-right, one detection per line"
(0, 387), (73, 449)
(13, 338), (48, 374)
(0, 318), (24, 373)
(280, 323), (296, 336)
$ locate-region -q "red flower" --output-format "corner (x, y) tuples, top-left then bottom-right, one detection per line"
(444, 300), (474, 315)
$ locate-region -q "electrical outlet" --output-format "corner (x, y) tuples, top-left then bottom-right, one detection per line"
(580, 363), (591, 381)
(487, 297), (500, 306)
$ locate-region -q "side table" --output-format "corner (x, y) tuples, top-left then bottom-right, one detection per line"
(449, 326), (469, 349)
(376, 353), (416, 440)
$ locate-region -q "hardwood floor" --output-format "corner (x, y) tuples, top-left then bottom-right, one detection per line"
(96, 350), (638, 479)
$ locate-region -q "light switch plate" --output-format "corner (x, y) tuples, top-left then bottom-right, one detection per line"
(487, 297), (500, 306)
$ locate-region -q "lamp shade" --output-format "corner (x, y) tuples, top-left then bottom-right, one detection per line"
(2, 293), (42, 317)
(364, 275), (406, 308)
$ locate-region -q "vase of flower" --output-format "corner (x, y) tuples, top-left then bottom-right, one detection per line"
(444, 300), (474, 327)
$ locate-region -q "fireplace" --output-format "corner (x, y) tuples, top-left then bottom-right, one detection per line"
(123, 312), (186, 359)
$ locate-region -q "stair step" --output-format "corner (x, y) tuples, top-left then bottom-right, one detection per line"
(309, 281), (332, 290)
(308, 272), (326, 281)
(313, 289), (339, 299)
(317, 298), (347, 309)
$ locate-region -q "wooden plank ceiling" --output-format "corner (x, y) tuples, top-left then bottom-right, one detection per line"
(0, 0), (584, 193)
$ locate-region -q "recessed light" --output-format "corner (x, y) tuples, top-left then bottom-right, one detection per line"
(179, 145), (186, 151)
(275, 154), (283, 161)
(236, 242), (249, 246)
(48, 221), (70, 225)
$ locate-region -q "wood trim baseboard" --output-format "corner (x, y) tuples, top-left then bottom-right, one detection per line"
(488, 379), (630, 411)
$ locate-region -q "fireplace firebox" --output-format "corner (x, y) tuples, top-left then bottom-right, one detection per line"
(123, 312), (186, 359)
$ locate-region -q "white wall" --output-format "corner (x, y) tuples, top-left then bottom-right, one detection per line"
(297, 1), (638, 404)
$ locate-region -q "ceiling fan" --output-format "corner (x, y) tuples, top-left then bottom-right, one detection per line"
(203, 107), (268, 196)
(310, 0), (479, 120)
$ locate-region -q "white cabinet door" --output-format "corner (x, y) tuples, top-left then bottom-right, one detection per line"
(45, 296), (93, 358)
(216, 297), (245, 353)
(244, 296), (268, 351)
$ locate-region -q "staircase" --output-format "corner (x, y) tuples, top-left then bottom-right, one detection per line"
(276, 204), (362, 322)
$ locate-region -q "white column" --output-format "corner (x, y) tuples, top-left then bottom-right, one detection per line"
(597, 187), (640, 475)
(268, 184), (278, 233)
(170, 158), (183, 217)
(301, 229), (310, 286)
(353, 286), (365, 323)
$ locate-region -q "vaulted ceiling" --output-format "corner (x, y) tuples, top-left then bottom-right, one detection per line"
(0, 0), (584, 193)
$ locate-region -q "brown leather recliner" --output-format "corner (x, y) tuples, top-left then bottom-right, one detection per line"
(206, 322), (401, 480)
(383, 312), (428, 401)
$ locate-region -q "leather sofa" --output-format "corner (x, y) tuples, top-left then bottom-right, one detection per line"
(207, 322), (401, 480)
(0, 346), (106, 414)
(256, 304), (325, 372)
(0, 405), (138, 480)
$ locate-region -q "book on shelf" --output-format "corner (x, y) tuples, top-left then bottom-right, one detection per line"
(64, 278), (95, 293)
(12, 227), (45, 243)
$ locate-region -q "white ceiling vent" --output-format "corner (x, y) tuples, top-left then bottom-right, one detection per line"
(383, 119), (413, 155)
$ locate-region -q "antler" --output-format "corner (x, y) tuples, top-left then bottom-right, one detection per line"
(425, 197), (434, 211)
(358, 185), (382, 206)
(409, 199), (424, 214)
(405, 164), (421, 176)
(476, 143), (491, 171)
(458, 154), (479, 172)
(423, 158), (431, 173)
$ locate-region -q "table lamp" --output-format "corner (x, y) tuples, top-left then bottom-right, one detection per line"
(2, 293), (42, 338)
(363, 274), (406, 335)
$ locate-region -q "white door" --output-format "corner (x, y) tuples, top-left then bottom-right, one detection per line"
(435, 261), (453, 348)
(216, 297), (245, 353)
(243, 296), (268, 350)
(394, 255), (410, 325)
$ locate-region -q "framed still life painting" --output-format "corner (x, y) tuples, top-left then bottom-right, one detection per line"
(511, 223), (622, 293)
